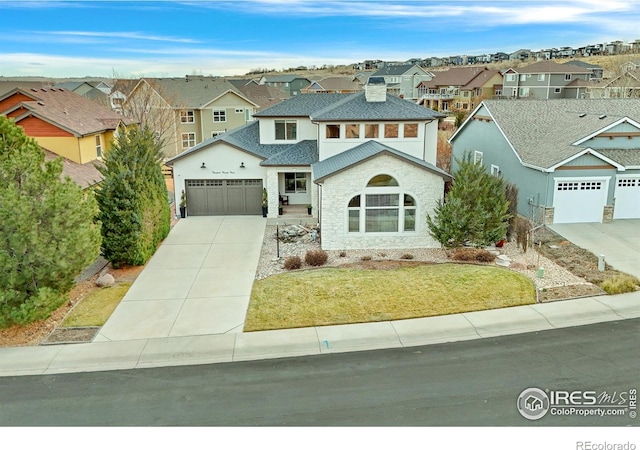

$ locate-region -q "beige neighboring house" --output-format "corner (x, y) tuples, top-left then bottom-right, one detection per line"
(125, 76), (260, 157)
(417, 67), (503, 112)
(301, 76), (362, 94)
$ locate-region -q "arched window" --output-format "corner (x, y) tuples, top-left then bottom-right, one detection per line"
(348, 176), (416, 233)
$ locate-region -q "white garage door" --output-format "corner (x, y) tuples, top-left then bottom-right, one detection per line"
(614, 176), (640, 219)
(553, 179), (608, 223)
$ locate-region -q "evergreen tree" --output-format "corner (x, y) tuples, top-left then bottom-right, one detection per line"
(0, 116), (101, 327)
(96, 126), (170, 268)
(427, 152), (510, 248)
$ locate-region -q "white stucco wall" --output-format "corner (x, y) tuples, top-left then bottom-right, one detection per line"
(318, 153), (444, 250)
(171, 143), (267, 202)
(258, 117), (317, 143)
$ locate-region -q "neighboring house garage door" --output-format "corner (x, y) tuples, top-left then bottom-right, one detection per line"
(185, 179), (263, 216)
(553, 179), (608, 223)
(614, 176), (640, 219)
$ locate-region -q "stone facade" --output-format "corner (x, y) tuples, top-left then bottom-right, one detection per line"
(318, 153), (445, 250)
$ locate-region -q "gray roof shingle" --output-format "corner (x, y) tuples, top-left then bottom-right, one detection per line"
(165, 121), (318, 166)
(313, 140), (451, 182)
(475, 99), (640, 169)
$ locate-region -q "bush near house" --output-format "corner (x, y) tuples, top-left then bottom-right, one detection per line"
(96, 127), (171, 268)
(427, 151), (510, 248)
(0, 116), (101, 327)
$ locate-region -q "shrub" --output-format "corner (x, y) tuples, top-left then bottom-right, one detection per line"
(601, 274), (639, 295)
(305, 249), (328, 266)
(400, 253), (414, 260)
(360, 255), (372, 261)
(338, 251), (347, 257)
(283, 256), (302, 270)
(452, 247), (497, 263)
(514, 217), (532, 252)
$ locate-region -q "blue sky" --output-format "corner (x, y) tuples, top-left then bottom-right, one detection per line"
(1, 0), (639, 78)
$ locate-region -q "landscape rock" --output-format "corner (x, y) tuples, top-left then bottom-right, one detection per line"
(96, 273), (115, 287)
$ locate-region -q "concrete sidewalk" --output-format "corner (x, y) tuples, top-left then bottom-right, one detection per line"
(1, 291), (639, 377)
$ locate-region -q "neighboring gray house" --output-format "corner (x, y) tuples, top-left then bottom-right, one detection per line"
(449, 99), (640, 224)
(562, 60), (604, 81)
(370, 64), (434, 101)
(258, 75), (311, 97)
(502, 61), (591, 99)
(166, 79), (450, 250)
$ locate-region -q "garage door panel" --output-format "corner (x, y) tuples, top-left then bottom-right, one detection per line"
(614, 177), (640, 219)
(554, 179), (607, 224)
(185, 179), (262, 216)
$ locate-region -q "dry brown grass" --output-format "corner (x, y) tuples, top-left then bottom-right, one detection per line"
(244, 263), (535, 331)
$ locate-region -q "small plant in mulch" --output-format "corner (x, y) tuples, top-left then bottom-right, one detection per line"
(400, 253), (414, 260)
(451, 247), (497, 263)
(283, 256), (302, 271)
(338, 251), (347, 257)
(305, 249), (328, 267)
(360, 255), (372, 261)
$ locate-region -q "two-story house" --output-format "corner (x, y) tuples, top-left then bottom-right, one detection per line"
(370, 64), (434, 101)
(257, 75), (312, 97)
(166, 78), (450, 250)
(502, 60), (591, 99)
(416, 67), (503, 112)
(0, 86), (136, 165)
(125, 76), (260, 158)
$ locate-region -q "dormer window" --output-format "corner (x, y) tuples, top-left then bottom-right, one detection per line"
(275, 120), (297, 140)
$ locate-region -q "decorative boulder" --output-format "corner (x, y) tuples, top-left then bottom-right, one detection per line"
(96, 273), (115, 287)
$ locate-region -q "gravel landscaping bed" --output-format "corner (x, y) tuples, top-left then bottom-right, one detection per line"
(255, 224), (601, 302)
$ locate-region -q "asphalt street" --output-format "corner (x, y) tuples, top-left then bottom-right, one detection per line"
(1, 318), (639, 427)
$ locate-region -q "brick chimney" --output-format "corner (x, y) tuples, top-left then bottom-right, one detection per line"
(365, 76), (387, 102)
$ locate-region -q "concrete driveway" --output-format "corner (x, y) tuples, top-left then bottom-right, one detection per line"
(549, 220), (640, 279)
(95, 216), (266, 342)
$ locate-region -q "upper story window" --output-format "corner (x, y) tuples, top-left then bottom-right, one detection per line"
(474, 151), (484, 165)
(213, 109), (226, 122)
(235, 108), (244, 114)
(181, 110), (195, 123)
(275, 120), (297, 140)
(565, 74), (572, 81)
(181, 132), (196, 149)
(506, 74), (516, 82)
(389, 77), (399, 84)
(403, 123), (418, 138)
(365, 124), (379, 138)
(519, 74), (527, 82)
(538, 74), (546, 81)
(95, 135), (102, 158)
(326, 124), (340, 139)
(384, 124), (399, 138)
(346, 124), (360, 139)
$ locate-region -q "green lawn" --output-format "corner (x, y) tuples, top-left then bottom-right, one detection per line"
(244, 263), (536, 331)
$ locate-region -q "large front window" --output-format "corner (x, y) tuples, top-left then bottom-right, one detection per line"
(347, 175), (416, 233)
(275, 120), (297, 140)
(284, 172), (306, 193)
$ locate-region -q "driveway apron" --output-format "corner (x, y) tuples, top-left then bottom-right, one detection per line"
(549, 220), (640, 279)
(95, 216), (266, 341)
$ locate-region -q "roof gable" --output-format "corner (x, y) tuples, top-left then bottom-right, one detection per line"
(459, 99), (640, 170)
(313, 140), (451, 182)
